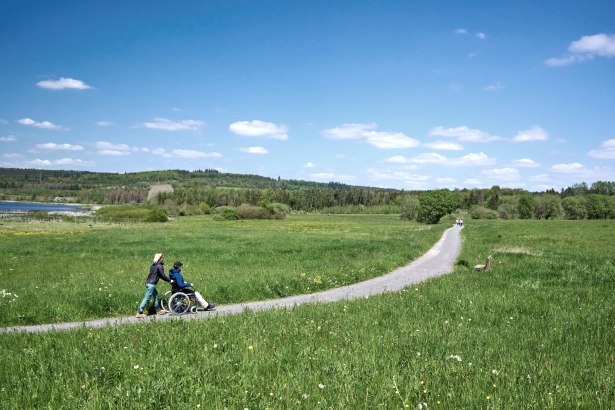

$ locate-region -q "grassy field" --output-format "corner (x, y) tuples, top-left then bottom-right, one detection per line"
(0, 214), (445, 326)
(0, 218), (613, 408)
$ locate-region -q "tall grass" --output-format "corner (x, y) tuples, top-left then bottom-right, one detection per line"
(0, 214), (445, 326)
(0, 219), (613, 408)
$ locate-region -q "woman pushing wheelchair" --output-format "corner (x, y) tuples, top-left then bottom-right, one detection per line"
(167, 261), (216, 314)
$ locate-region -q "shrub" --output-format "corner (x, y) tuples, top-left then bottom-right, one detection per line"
(95, 205), (151, 219)
(238, 204), (271, 219)
(469, 205), (498, 219)
(214, 206), (239, 220)
(199, 202), (212, 214)
(144, 207), (168, 222)
(400, 195), (419, 221)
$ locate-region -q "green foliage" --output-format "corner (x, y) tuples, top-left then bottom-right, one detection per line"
(517, 195), (534, 219)
(95, 205), (152, 219)
(214, 206), (240, 220)
(469, 205), (498, 219)
(400, 194), (419, 220)
(143, 207), (168, 222)
(533, 194), (563, 220)
(562, 196), (588, 219)
(199, 202), (212, 214)
(416, 190), (459, 224)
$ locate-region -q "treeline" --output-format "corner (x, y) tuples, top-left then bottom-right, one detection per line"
(1, 167), (614, 220)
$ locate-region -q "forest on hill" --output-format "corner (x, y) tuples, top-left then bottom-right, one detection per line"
(1, 167), (614, 220)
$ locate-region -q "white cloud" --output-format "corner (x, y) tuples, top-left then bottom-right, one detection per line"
(229, 120), (288, 140)
(96, 121), (114, 127)
(436, 177), (457, 184)
(322, 123), (376, 140)
(35, 142), (84, 151)
(588, 139), (615, 159)
(363, 131), (420, 149)
(240, 146), (269, 154)
(99, 150), (130, 156)
(422, 140), (463, 151)
(546, 33), (615, 66)
(483, 167), (520, 181)
(95, 141), (130, 151)
(385, 155), (410, 164)
(512, 126), (549, 142)
(449, 152), (497, 166)
(476, 32), (487, 40)
(483, 82), (503, 92)
(552, 162), (584, 173)
(0, 119), (7, 125)
(429, 125), (501, 142)
(152, 148), (222, 158)
(26, 158), (94, 168)
(323, 123), (419, 149)
(512, 158), (540, 167)
(1, 135), (16, 142)
(569, 33), (615, 56)
(304, 162), (315, 168)
(367, 168), (429, 182)
(140, 118), (203, 131)
(455, 28), (467, 35)
(464, 178), (482, 186)
(410, 152), (448, 164)
(4, 153), (21, 158)
(36, 77), (93, 90)
(18, 118), (68, 130)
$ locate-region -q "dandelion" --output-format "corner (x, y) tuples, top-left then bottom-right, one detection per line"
(318, 383), (325, 389)
(248, 345), (254, 350)
(492, 369), (498, 375)
(133, 365), (140, 369)
(486, 395), (491, 400)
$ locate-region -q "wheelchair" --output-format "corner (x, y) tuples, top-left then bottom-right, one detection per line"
(160, 287), (206, 315)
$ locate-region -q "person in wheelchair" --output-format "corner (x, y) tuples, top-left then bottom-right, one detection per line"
(168, 261), (215, 311)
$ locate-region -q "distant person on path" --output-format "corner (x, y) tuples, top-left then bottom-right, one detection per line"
(169, 261), (216, 310)
(460, 218), (463, 227)
(136, 253), (173, 318)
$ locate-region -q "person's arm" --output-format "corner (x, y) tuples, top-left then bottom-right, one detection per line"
(174, 272), (192, 288)
(157, 264), (173, 283)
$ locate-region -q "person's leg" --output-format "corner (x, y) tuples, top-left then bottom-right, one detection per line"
(138, 284), (156, 314)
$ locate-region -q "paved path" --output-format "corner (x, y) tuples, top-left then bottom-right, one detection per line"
(1, 226), (462, 334)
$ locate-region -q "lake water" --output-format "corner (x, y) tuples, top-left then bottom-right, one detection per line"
(0, 201), (90, 213)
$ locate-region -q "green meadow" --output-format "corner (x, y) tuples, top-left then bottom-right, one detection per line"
(0, 217), (614, 408)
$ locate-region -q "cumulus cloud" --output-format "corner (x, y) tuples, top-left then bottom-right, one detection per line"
(36, 77), (93, 90)
(552, 162), (585, 173)
(546, 33), (615, 66)
(429, 125), (502, 142)
(476, 32), (487, 40)
(229, 120), (288, 140)
(512, 158), (541, 167)
(588, 139), (615, 159)
(323, 123), (419, 149)
(304, 162), (315, 168)
(367, 168), (429, 182)
(410, 153), (448, 164)
(422, 140), (463, 151)
(455, 28), (467, 35)
(26, 158), (94, 168)
(18, 118), (68, 130)
(35, 142), (84, 151)
(449, 152), (497, 166)
(140, 118), (203, 131)
(96, 121), (114, 127)
(240, 146), (269, 154)
(512, 126), (549, 142)
(1, 135), (16, 142)
(94, 141), (144, 156)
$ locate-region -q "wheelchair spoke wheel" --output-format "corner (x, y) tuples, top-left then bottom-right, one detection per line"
(160, 291), (172, 312)
(169, 292), (191, 315)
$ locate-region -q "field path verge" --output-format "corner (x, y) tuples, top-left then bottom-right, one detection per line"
(2, 226), (462, 333)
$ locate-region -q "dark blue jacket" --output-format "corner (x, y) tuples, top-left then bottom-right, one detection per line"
(169, 268), (192, 292)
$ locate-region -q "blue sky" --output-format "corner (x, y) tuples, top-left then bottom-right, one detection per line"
(1, 0), (614, 191)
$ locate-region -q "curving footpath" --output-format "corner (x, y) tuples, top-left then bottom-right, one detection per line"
(1, 226), (462, 334)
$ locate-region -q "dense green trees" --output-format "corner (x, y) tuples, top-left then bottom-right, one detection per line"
(1, 168), (614, 222)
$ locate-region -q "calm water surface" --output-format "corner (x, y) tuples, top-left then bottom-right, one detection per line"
(0, 201), (89, 213)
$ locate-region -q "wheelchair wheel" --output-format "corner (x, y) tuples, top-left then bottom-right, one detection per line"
(160, 291), (172, 312)
(168, 292), (191, 315)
